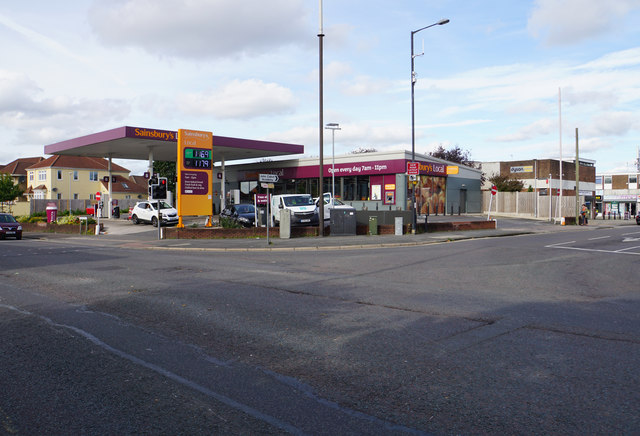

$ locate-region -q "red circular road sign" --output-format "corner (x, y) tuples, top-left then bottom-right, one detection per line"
(491, 185), (497, 195)
(95, 192), (101, 201)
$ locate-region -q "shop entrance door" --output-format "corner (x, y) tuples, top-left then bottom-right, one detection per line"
(459, 189), (467, 213)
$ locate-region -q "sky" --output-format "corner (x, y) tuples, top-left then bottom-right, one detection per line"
(1, 0), (640, 176)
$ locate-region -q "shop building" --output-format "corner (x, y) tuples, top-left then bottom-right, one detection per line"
(216, 150), (483, 215)
(481, 158), (596, 196)
(595, 172), (640, 218)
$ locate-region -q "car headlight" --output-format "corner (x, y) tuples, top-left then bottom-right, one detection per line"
(17, 226), (22, 230)
(237, 217), (249, 223)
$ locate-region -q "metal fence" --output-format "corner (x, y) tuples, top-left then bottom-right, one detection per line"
(29, 199), (140, 215)
(482, 191), (584, 219)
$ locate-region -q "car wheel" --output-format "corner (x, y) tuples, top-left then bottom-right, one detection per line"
(132, 215), (140, 224)
(152, 216), (158, 227)
(16, 234), (22, 240)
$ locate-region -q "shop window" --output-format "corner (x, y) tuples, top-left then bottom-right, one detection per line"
(371, 185), (382, 201)
(295, 180), (307, 194)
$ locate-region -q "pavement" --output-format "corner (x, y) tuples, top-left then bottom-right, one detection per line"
(26, 213), (639, 251)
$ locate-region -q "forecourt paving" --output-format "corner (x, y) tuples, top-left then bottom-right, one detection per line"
(27, 214), (638, 251)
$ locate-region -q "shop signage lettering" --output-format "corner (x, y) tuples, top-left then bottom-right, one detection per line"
(510, 166), (533, 173)
(418, 162), (446, 175)
(132, 128), (176, 141)
(329, 164), (389, 174)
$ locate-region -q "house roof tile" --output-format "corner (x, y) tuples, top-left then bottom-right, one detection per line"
(26, 155), (129, 172)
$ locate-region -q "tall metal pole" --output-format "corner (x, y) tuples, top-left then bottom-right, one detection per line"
(332, 128), (335, 199)
(410, 19), (449, 234)
(318, 0), (324, 236)
(575, 128), (580, 224)
(325, 123), (340, 200)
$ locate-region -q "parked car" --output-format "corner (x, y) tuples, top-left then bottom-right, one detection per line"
(636, 212), (640, 225)
(270, 194), (319, 226)
(315, 193), (356, 221)
(0, 213), (23, 240)
(220, 204), (256, 227)
(130, 201), (179, 227)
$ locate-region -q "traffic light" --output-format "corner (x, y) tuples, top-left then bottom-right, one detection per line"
(148, 174), (158, 197)
(155, 177), (167, 200)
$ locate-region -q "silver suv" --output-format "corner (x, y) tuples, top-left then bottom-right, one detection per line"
(130, 201), (179, 227)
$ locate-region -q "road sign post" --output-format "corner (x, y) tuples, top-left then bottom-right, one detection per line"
(258, 175), (278, 245)
(259, 174), (279, 183)
(488, 185), (497, 221)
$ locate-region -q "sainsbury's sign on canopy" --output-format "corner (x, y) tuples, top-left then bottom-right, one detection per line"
(127, 127), (177, 142)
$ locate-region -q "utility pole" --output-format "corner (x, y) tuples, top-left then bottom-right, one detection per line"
(575, 128), (580, 224)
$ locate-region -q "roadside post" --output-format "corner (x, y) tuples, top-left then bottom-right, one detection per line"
(95, 191), (101, 235)
(259, 173), (279, 245)
(407, 162), (420, 233)
(487, 185), (497, 221)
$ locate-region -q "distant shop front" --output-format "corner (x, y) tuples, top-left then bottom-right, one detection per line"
(218, 151), (482, 214)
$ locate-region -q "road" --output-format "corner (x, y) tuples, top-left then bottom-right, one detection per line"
(1, 224), (639, 434)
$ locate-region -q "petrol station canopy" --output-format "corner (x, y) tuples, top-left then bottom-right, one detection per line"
(44, 126), (304, 163)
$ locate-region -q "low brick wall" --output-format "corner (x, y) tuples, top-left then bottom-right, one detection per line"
(424, 220), (496, 232)
(21, 222), (98, 234)
(164, 226), (318, 239)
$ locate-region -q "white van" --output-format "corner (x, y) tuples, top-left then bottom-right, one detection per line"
(271, 194), (319, 226)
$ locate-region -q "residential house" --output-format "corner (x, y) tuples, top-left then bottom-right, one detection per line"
(24, 155), (147, 215)
(0, 157), (45, 215)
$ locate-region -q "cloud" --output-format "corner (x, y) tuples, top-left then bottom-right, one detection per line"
(527, 0), (640, 45)
(340, 76), (390, 96)
(492, 118), (557, 142)
(0, 70), (129, 147)
(178, 79), (296, 119)
(88, 0), (309, 59)
(587, 111), (638, 136)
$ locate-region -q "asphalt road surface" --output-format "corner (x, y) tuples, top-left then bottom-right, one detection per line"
(1, 225), (639, 435)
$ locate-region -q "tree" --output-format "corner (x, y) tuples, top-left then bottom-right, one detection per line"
(153, 161), (176, 196)
(429, 144), (485, 182)
(0, 173), (24, 212)
(429, 144), (475, 166)
(488, 173), (524, 192)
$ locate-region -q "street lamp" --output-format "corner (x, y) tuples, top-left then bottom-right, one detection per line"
(325, 123), (341, 200)
(410, 18), (449, 233)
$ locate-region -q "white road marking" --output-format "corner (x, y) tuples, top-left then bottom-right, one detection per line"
(588, 236), (610, 241)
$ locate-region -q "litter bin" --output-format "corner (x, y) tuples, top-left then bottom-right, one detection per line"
(112, 206), (120, 219)
(46, 203), (58, 223)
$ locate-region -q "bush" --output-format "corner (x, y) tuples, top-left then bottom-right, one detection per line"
(220, 217), (242, 228)
(28, 216), (46, 223)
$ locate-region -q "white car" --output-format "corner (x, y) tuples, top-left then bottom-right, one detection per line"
(130, 201), (179, 227)
(315, 193), (356, 221)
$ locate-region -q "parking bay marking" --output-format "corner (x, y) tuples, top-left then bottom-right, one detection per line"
(546, 240), (640, 256)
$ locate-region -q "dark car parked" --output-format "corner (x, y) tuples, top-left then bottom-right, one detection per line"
(0, 213), (23, 240)
(636, 213), (640, 225)
(220, 204), (256, 227)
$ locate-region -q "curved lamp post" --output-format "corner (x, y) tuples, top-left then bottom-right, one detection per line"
(410, 18), (449, 233)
